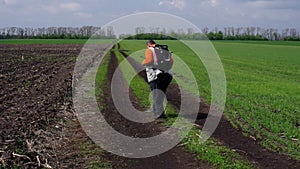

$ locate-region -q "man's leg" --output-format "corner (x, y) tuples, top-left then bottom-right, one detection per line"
(150, 78), (166, 118)
(150, 80), (160, 117)
(155, 87), (166, 118)
(155, 73), (173, 118)
(158, 73), (172, 93)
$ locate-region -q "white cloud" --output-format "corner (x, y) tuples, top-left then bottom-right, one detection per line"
(59, 2), (81, 11)
(208, 0), (220, 7)
(158, 0), (186, 10)
(245, 0), (300, 10)
(41, 2), (82, 14)
(246, 0), (270, 8)
(74, 12), (92, 18)
(200, 0), (220, 7)
(42, 5), (58, 14)
(2, 0), (18, 5)
(1, 0), (300, 30)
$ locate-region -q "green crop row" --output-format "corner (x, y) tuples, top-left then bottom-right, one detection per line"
(213, 41), (300, 159)
(119, 40), (300, 160)
(113, 48), (253, 169)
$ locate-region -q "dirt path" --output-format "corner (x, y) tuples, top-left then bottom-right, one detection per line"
(119, 48), (300, 169)
(99, 47), (212, 169)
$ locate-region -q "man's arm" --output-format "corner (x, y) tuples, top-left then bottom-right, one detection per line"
(142, 49), (153, 66)
(170, 54), (174, 64)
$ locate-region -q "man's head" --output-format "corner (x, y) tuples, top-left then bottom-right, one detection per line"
(146, 40), (156, 47)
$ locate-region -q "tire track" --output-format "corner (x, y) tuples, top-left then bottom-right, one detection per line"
(100, 47), (212, 169)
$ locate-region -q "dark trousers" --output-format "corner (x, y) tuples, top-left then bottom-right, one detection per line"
(149, 73), (172, 117)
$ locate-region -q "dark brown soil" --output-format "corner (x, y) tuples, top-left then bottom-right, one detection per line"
(0, 44), (80, 168)
(119, 47), (300, 169)
(0, 44), (107, 168)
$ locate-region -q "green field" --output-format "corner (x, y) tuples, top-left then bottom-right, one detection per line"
(2, 38), (299, 162)
(213, 40), (300, 46)
(119, 40), (300, 160)
(213, 41), (300, 159)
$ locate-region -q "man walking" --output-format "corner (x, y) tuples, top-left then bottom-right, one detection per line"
(142, 40), (173, 119)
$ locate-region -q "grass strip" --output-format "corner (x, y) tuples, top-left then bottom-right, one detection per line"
(114, 48), (254, 169)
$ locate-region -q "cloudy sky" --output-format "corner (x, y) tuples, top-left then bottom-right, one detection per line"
(1, 0), (299, 31)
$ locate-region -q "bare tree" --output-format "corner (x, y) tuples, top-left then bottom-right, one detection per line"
(106, 26), (115, 38)
(244, 27), (251, 35)
(161, 27), (167, 35)
(214, 27), (219, 33)
(187, 28), (194, 35)
(236, 27), (243, 36)
(224, 27), (228, 37)
(230, 27), (235, 36)
(290, 28), (297, 37)
(135, 27), (145, 35)
(282, 28), (289, 38)
(177, 28), (185, 35)
(250, 27), (256, 35)
(202, 27), (209, 34)
(256, 27), (261, 36)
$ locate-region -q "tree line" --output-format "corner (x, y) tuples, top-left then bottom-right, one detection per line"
(204, 27), (300, 41)
(0, 26), (116, 39)
(124, 26), (300, 41)
(1, 26), (299, 41)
